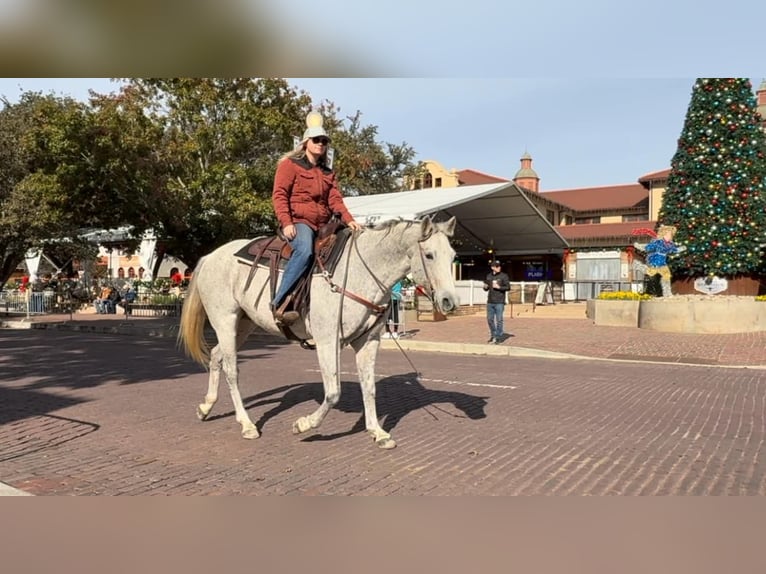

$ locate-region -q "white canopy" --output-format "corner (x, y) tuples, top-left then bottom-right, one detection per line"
(344, 182), (569, 256)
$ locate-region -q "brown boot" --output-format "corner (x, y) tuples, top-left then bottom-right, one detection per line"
(272, 301), (300, 326)
(275, 310), (300, 326)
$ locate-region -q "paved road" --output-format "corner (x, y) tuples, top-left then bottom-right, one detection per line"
(2, 328), (766, 495)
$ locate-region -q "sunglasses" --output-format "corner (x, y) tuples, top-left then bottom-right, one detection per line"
(310, 137), (330, 145)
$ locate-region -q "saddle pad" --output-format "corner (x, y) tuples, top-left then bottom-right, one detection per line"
(233, 228), (352, 276)
(234, 236), (287, 270)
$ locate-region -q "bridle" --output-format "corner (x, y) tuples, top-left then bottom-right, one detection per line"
(315, 227), (439, 318)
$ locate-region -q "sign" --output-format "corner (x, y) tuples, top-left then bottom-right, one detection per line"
(693, 276), (728, 295)
(524, 261), (545, 280)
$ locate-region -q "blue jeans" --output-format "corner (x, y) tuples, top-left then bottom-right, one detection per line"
(486, 303), (505, 339)
(273, 223), (315, 307)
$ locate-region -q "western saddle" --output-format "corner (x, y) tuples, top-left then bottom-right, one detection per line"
(240, 216), (351, 337)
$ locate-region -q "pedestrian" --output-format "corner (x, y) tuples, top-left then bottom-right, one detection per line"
(483, 260), (510, 344)
(270, 110), (363, 326)
(383, 280), (403, 339)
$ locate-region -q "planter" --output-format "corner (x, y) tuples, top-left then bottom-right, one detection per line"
(638, 296), (766, 334)
(586, 299), (640, 327)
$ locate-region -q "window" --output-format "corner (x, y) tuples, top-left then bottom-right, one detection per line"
(622, 214), (649, 222)
(128, 267), (135, 278)
(574, 216), (601, 224)
(424, 173), (433, 187)
(546, 210), (555, 225)
(138, 267), (145, 279)
(435, 177), (442, 187)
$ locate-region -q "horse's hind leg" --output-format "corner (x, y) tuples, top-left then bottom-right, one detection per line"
(292, 340), (341, 435)
(201, 318), (259, 439)
(351, 335), (396, 449)
(197, 345), (222, 421)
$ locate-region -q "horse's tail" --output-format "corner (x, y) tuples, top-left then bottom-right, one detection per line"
(177, 259), (210, 368)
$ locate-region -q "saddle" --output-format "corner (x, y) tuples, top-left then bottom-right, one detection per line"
(235, 216), (352, 336)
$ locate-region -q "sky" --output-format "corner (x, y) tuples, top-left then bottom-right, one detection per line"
(1, 77), (764, 191)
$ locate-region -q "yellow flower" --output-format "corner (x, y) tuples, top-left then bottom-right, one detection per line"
(597, 291), (652, 301)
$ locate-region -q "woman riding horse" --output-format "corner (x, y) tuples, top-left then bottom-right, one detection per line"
(271, 111), (363, 326)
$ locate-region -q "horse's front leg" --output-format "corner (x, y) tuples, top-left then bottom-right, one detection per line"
(292, 340), (341, 435)
(351, 333), (396, 449)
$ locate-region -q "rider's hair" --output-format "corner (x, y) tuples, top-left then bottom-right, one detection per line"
(278, 139), (329, 166)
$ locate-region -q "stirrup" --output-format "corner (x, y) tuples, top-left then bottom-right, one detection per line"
(272, 301), (300, 326)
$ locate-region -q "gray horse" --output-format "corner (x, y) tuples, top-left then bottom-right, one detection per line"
(177, 216), (458, 449)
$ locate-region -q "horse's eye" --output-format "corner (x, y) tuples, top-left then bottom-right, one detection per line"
(425, 253), (434, 260)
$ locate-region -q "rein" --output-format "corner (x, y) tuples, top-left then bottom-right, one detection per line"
(316, 227), (439, 317)
(316, 249), (388, 316)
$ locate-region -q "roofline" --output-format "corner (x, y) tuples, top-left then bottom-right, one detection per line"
(542, 182), (644, 193)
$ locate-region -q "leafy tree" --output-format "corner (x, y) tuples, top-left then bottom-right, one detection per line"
(101, 78), (419, 269)
(0, 93), (100, 284)
(659, 78), (766, 279)
(110, 77), (315, 271)
(1, 78), (421, 283)
(317, 102), (417, 196)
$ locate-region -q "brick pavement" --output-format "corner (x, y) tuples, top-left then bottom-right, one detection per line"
(2, 329), (766, 495)
(2, 303), (765, 496)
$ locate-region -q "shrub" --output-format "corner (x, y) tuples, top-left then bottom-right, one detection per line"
(597, 291), (652, 301)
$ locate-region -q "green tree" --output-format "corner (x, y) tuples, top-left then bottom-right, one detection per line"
(659, 78), (766, 279)
(0, 93), (99, 285)
(318, 103), (417, 196)
(1, 79), (421, 284)
(115, 78), (313, 270)
(103, 78), (418, 269)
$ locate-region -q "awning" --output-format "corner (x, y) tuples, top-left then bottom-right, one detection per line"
(344, 182), (569, 256)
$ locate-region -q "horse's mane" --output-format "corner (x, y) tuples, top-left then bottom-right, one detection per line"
(366, 218), (418, 232)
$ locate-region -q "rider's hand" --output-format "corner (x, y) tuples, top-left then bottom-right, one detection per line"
(283, 224), (297, 240)
(347, 220), (363, 232)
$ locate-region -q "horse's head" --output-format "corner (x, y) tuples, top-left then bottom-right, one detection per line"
(408, 216), (460, 314)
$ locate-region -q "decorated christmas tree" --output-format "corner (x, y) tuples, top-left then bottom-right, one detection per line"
(659, 78), (766, 282)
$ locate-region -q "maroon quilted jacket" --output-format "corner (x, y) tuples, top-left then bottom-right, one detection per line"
(272, 156), (354, 231)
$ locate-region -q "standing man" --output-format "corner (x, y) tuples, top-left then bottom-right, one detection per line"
(483, 260), (510, 344)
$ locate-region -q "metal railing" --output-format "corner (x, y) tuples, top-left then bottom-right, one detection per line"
(453, 279), (645, 306)
(1, 291), (59, 318)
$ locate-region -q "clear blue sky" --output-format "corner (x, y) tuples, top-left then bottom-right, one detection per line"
(1, 77), (763, 191)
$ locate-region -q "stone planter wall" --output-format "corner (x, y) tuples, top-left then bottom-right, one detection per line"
(638, 296), (766, 334)
(586, 299), (640, 327)
(588, 296), (766, 334)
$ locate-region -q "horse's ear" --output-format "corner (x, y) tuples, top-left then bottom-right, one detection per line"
(420, 216), (434, 240)
(442, 216), (457, 237)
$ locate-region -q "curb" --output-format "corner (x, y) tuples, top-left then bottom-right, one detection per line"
(2, 320), (178, 338)
(379, 338), (579, 360)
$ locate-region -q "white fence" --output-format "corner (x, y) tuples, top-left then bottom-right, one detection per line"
(0, 291), (57, 317)
(454, 279), (645, 306)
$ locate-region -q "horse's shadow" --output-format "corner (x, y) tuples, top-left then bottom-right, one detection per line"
(205, 372), (488, 441)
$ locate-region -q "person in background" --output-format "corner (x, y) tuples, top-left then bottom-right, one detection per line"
(94, 285), (112, 314)
(383, 280), (403, 339)
(483, 260), (510, 344)
(270, 110), (363, 326)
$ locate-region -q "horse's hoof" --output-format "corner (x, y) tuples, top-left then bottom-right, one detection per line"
(196, 405), (209, 421)
(242, 427), (260, 439)
(292, 417), (311, 434)
(376, 437), (397, 449)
